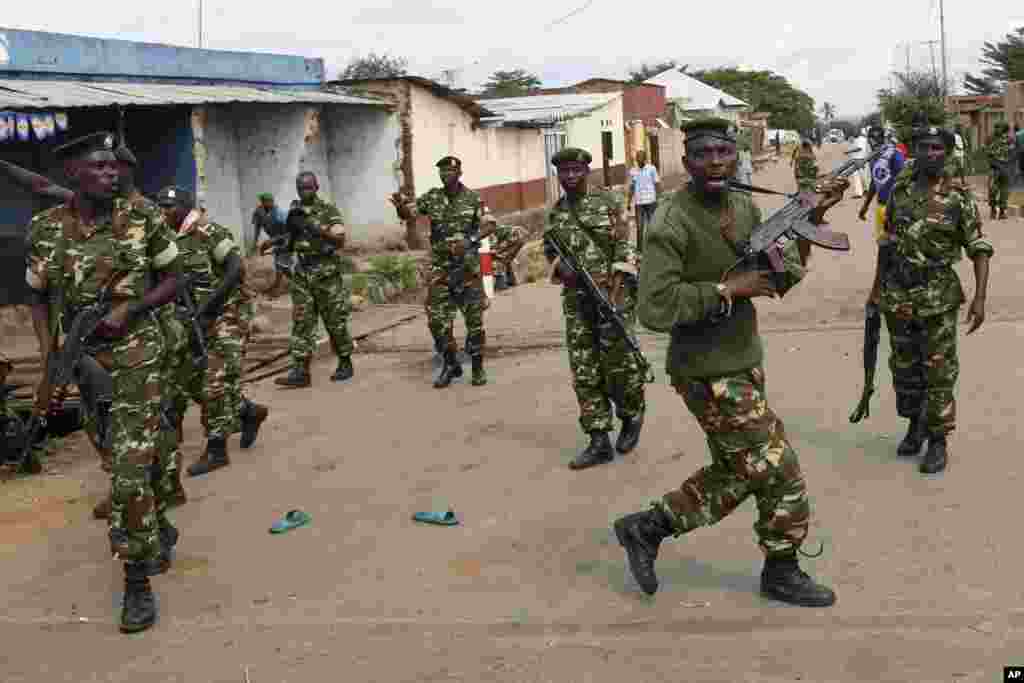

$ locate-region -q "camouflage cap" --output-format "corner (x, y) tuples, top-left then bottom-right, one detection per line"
(156, 185), (194, 208)
(53, 131), (116, 161)
(681, 117), (736, 144)
(257, 192), (274, 202)
(550, 147), (592, 166)
(114, 144), (138, 166)
(436, 156), (462, 170)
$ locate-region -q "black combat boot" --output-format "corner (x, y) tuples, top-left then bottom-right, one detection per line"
(615, 415), (644, 454)
(569, 431), (614, 470)
(613, 506), (676, 595)
(760, 553), (836, 607)
(897, 416), (925, 456)
(331, 356), (354, 382)
(470, 355), (487, 386)
(505, 267), (519, 288)
(990, 206), (998, 220)
(187, 436), (230, 477)
(239, 399), (269, 449)
(120, 561), (157, 633)
(999, 208), (1008, 220)
(920, 435), (948, 474)
(494, 272), (508, 292)
(147, 523), (180, 576)
(434, 350), (463, 388)
(168, 451), (188, 506)
(275, 360), (311, 388)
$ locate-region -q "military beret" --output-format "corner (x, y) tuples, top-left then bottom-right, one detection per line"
(53, 131), (116, 162)
(114, 144), (137, 166)
(550, 147), (592, 166)
(257, 192), (274, 202)
(436, 156), (462, 169)
(156, 185), (194, 208)
(681, 117), (736, 143)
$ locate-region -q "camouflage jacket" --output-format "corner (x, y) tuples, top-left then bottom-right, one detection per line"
(416, 184), (491, 272)
(881, 161), (994, 318)
(543, 190), (638, 311)
(26, 196), (179, 327)
(173, 210), (247, 314)
(985, 134), (1011, 166)
(288, 196), (345, 259)
(794, 153), (818, 191)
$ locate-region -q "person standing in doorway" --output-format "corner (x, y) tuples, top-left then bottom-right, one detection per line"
(627, 150), (660, 252)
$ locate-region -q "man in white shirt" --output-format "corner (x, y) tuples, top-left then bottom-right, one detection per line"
(627, 150), (660, 251)
(851, 129), (870, 198)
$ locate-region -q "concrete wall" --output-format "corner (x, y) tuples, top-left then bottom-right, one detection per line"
(194, 105), (244, 237)
(565, 96), (626, 171)
(0, 27), (323, 84)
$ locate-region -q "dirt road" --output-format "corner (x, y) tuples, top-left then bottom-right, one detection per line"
(4, 145), (1023, 682)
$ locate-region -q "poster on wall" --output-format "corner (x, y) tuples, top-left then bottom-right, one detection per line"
(0, 110), (70, 143)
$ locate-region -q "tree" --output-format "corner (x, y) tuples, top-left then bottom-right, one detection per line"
(338, 52), (408, 80)
(963, 26), (1024, 95)
(876, 69), (948, 142)
(860, 111), (883, 130)
(830, 118), (860, 139)
(628, 60), (681, 84)
(819, 102), (836, 125)
(690, 67), (817, 133)
(479, 69), (542, 97)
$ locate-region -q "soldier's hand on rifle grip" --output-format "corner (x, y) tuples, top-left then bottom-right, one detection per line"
(723, 270), (776, 299)
(550, 258), (577, 287)
(448, 237), (467, 258)
(96, 304), (133, 339)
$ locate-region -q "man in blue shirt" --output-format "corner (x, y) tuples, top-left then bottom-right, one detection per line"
(857, 126), (906, 244)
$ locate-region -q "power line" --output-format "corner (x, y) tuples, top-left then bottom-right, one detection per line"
(542, 0), (596, 32)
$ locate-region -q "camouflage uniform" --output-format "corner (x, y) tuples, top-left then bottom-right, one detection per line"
(286, 197), (352, 366)
(881, 161), (994, 438)
(491, 224), (528, 287)
(416, 185), (490, 357)
(543, 189), (645, 434)
(26, 197), (180, 563)
(794, 150), (818, 192)
(984, 126), (1011, 215)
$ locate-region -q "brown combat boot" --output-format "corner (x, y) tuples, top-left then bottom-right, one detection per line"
(167, 451), (188, 507)
(93, 494), (112, 520)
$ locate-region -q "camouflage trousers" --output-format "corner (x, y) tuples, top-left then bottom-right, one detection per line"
(656, 366), (810, 557)
(989, 171), (1010, 211)
(884, 308), (959, 436)
(563, 291), (645, 433)
(103, 321), (172, 563)
(288, 261), (352, 363)
(427, 268), (485, 356)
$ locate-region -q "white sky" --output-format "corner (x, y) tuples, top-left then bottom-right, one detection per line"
(6, 0), (1024, 119)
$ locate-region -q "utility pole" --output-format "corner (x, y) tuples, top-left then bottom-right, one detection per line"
(939, 0), (948, 96)
(921, 40), (940, 83)
(198, 0), (204, 49)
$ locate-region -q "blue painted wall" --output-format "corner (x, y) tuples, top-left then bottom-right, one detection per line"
(0, 27), (324, 85)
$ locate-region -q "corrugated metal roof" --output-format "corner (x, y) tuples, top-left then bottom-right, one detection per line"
(474, 92), (620, 125)
(645, 70), (748, 111)
(0, 80), (389, 109)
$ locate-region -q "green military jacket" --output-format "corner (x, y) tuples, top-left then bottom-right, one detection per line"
(172, 210), (245, 313)
(985, 132), (1011, 165)
(416, 184), (490, 274)
(794, 152), (819, 191)
(881, 161), (994, 319)
(288, 196), (345, 259)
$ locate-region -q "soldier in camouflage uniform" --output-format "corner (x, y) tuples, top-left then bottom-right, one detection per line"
(25, 132), (185, 633)
(275, 172), (353, 388)
(492, 225), (529, 291)
(614, 118), (844, 607)
(390, 156), (502, 387)
(870, 124), (993, 474)
(542, 147), (645, 469)
(793, 138), (819, 192)
(984, 121), (1011, 220)
(156, 187), (269, 477)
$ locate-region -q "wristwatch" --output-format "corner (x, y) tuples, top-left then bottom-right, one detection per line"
(715, 283), (733, 318)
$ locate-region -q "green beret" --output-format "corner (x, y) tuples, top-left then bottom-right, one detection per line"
(54, 131), (116, 161)
(550, 147), (592, 166)
(156, 185), (194, 208)
(257, 192), (274, 202)
(436, 156), (462, 169)
(681, 117), (736, 144)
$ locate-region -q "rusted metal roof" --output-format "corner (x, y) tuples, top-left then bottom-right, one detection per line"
(0, 79), (389, 109)
(474, 92), (621, 125)
(329, 75), (498, 119)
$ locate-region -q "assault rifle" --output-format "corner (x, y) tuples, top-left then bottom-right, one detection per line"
(849, 302), (882, 423)
(20, 291), (115, 473)
(545, 229), (654, 383)
(176, 273), (210, 370)
(723, 149), (883, 294)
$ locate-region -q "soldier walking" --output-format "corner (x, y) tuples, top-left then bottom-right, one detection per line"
(869, 123), (993, 474)
(25, 132), (184, 633)
(985, 121), (1012, 220)
(542, 148), (645, 470)
(155, 187), (269, 476)
(275, 172), (353, 388)
(390, 156), (505, 387)
(613, 119), (843, 606)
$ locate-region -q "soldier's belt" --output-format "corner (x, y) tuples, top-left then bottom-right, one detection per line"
(890, 260), (948, 288)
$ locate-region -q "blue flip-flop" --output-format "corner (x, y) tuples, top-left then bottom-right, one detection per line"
(412, 509), (459, 526)
(269, 509), (312, 534)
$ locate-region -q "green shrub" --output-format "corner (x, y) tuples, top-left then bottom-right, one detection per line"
(366, 254), (419, 291)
